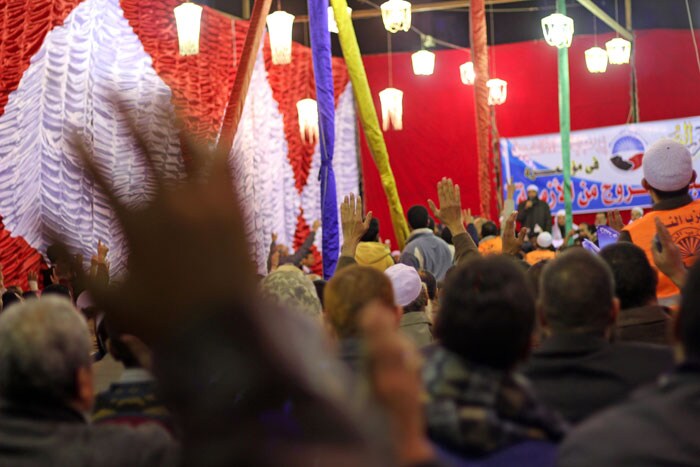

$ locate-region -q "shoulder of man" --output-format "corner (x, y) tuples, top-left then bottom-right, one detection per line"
(87, 423), (178, 466)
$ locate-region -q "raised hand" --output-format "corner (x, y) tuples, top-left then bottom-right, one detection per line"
(607, 210), (625, 232)
(340, 194), (372, 257)
(97, 240), (109, 262)
(428, 178), (465, 234)
(652, 217), (686, 289)
(312, 220), (321, 232)
(75, 117), (256, 344)
(462, 208), (473, 226)
(502, 211), (528, 256)
(506, 182), (515, 201)
(271, 232), (278, 244)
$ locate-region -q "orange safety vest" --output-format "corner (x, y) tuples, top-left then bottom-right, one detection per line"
(623, 199), (700, 303)
(478, 237), (503, 256)
(525, 249), (556, 266)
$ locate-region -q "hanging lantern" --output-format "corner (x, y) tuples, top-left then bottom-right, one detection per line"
(411, 50), (435, 76)
(380, 0), (411, 33)
(585, 46), (608, 73)
(541, 13), (574, 48)
(606, 37), (631, 64)
(379, 88), (403, 131)
(296, 99), (319, 146)
(460, 61), (475, 85)
(174, 1), (203, 56)
(267, 11), (295, 65)
(328, 6), (352, 34)
(487, 79), (508, 106)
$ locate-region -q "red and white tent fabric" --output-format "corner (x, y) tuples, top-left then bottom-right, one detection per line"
(0, 0), (357, 285)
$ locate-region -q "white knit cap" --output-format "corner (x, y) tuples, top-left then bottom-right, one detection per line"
(631, 207), (643, 215)
(385, 264), (422, 307)
(537, 232), (553, 248)
(527, 184), (539, 193)
(643, 139), (693, 192)
(556, 209), (566, 217)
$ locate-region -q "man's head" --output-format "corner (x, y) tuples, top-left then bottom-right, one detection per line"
(301, 252), (316, 268)
(325, 265), (399, 338)
(0, 297), (93, 411)
(261, 266), (322, 319)
(360, 217), (380, 242)
(556, 209), (566, 226)
(600, 243), (657, 310)
(385, 264), (422, 308)
(481, 221), (499, 238)
(540, 249), (619, 335)
(595, 212), (607, 227)
(436, 256), (535, 370)
(642, 139), (696, 202)
(527, 184), (539, 200)
(42, 284), (72, 301)
(678, 261), (700, 361)
(407, 205), (430, 230)
(1, 291), (22, 312)
(537, 232), (553, 250)
(630, 207), (644, 221)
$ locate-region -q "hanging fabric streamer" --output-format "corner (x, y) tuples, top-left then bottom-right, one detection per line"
(218, 0), (272, 154)
(470, 0), (492, 218)
(307, 0), (339, 278)
(330, 0), (409, 248)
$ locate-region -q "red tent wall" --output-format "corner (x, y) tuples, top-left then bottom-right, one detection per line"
(361, 29), (700, 248)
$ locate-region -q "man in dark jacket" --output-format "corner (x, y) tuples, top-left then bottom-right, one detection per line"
(516, 185), (552, 233)
(0, 296), (177, 466)
(522, 250), (673, 424)
(559, 259), (700, 466)
(600, 242), (671, 345)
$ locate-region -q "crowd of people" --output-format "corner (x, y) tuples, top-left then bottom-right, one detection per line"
(0, 125), (699, 466)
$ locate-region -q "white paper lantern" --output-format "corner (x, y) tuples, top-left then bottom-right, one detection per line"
(379, 88), (404, 131)
(487, 78), (508, 106)
(585, 46), (608, 73)
(606, 37), (631, 64)
(541, 13), (574, 48)
(267, 11), (295, 65)
(380, 0), (411, 33)
(460, 61), (475, 85)
(174, 2), (203, 56)
(328, 6), (352, 34)
(296, 99), (319, 146)
(411, 50), (435, 76)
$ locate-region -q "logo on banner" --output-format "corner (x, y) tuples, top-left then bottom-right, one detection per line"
(609, 132), (646, 172)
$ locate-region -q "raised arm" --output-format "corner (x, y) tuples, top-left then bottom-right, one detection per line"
(428, 177), (478, 265)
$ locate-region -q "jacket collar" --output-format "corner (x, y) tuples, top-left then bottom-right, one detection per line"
(617, 304), (670, 328)
(408, 228), (434, 240)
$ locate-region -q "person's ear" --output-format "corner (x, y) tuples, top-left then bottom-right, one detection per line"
(642, 178), (650, 190)
(691, 171), (697, 185)
(394, 306), (403, 327)
(74, 366), (94, 413)
(610, 297), (620, 325)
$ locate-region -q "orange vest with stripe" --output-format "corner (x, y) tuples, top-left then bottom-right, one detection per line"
(479, 237), (503, 256)
(623, 199), (700, 302)
(525, 249), (556, 266)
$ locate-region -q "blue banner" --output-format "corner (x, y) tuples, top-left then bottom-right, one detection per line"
(500, 116), (700, 214)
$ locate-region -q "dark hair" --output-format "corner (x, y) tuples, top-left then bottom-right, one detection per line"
(650, 185), (690, 200)
(42, 284), (72, 301)
(103, 318), (141, 368)
(436, 256), (535, 369)
(1, 292), (22, 312)
(360, 218), (379, 243)
(419, 270), (437, 300)
(404, 286), (428, 313)
(407, 206), (429, 230)
(440, 226), (453, 245)
(313, 279), (327, 307)
(526, 260), (550, 301)
(481, 221), (499, 238)
(679, 261), (700, 359)
(540, 249), (615, 334)
(427, 217), (435, 231)
(600, 243), (657, 309)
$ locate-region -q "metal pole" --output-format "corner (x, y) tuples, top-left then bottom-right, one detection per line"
(557, 0), (573, 233)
